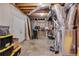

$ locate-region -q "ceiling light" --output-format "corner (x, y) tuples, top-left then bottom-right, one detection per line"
(39, 3), (43, 5)
(40, 13), (45, 16)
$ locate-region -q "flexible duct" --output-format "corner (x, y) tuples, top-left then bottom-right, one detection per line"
(28, 3), (50, 15)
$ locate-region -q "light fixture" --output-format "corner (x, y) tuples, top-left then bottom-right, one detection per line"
(39, 3), (43, 6)
(40, 13), (44, 16)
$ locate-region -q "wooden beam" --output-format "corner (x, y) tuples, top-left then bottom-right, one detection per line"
(23, 12), (48, 16)
(15, 3), (38, 7)
(22, 9), (49, 13)
(18, 6), (36, 10)
(22, 10), (32, 14)
(31, 13), (48, 16)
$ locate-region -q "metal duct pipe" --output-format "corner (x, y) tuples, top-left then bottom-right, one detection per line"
(54, 4), (66, 27)
(67, 4), (77, 30)
(45, 11), (51, 21)
(51, 6), (59, 27)
(64, 3), (74, 12)
(52, 4), (66, 53)
(28, 3), (50, 15)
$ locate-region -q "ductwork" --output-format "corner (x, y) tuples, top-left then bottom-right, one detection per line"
(51, 6), (59, 27)
(66, 4), (77, 30)
(28, 3), (50, 15)
(51, 4), (77, 55)
(51, 4), (66, 53)
(64, 3), (74, 12)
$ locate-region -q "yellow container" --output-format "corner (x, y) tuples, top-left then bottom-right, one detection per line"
(0, 43), (14, 56)
(0, 34), (13, 39)
(10, 45), (21, 56)
(0, 34), (13, 50)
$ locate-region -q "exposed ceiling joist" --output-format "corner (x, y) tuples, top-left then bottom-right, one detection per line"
(15, 3), (38, 7)
(15, 3), (50, 16)
(22, 9), (49, 12)
(18, 6), (36, 10)
(31, 13), (48, 16)
(23, 11), (48, 14)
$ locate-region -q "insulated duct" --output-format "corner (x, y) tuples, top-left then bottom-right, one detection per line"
(51, 4), (66, 53)
(28, 3), (50, 15)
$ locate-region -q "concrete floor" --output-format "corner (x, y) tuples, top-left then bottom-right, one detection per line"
(19, 30), (76, 56)
(19, 31), (62, 56)
(20, 38), (61, 56)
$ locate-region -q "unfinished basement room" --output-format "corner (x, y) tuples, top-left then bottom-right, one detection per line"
(0, 3), (79, 56)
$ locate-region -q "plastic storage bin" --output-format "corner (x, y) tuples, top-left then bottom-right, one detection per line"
(0, 35), (13, 50)
(0, 44), (14, 56)
(11, 45), (21, 56)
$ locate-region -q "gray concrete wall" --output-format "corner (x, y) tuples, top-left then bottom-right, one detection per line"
(0, 3), (30, 42)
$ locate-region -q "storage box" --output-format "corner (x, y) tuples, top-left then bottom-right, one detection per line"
(0, 43), (14, 56)
(0, 26), (9, 36)
(0, 35), (13, 50)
